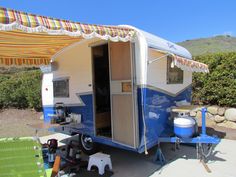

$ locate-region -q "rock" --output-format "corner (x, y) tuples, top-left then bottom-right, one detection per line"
(214, 115), (225, 123)
(196, 111), (202, 119)
(196, 111), (214, 120)
(190, 111), (197, 117)
(206, 112), (214, 120)
(195, 111), (216, 127)
(218, 107), (226, 116)
(193, 106), (203, 112)
(225, 108), (236, 122)
(207, 106), (219, 115)
(39, 115), (44, 120)
(217, 121), (236, 129)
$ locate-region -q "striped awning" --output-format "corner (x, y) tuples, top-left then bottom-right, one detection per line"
(173, 55), (209, 73)
(0, 7), (135, 66)
(149, 48), (209, 73)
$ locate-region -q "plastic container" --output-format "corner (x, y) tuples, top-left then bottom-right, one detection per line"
(174, 117), (195, 138)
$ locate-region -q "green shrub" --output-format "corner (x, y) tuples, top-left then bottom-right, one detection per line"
(0, 70), (42, 110)
(192, 52), (236, 107)
(0, 74), (10, 83)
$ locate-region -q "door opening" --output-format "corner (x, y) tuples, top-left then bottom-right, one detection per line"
(92, 44), (111, 138)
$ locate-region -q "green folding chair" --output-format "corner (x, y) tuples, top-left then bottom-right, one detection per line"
(0, 137), (52, 177)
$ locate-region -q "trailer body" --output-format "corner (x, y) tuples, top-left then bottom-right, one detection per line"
(42, 27), (194, 153)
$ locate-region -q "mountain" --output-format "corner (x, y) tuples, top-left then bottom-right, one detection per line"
(177, 35), (236, 56)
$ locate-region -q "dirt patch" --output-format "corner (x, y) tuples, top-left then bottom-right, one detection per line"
(0, 108), (52, 138)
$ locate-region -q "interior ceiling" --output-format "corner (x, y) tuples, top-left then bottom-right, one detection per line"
(0, 30), (83, 59)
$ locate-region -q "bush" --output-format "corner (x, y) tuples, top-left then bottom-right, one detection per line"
(192, 52), (236, 107)
(0, 70), (42, 110)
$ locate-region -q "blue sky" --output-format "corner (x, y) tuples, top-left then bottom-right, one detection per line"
(0, 0), (235, 42)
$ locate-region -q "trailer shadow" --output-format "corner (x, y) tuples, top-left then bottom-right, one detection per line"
(58, 135), (225, 177)
(159, 142), (225, 163)
(59, 136), (162, 177)
(203, 126), (226, 139)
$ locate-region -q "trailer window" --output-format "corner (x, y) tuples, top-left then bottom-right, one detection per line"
(167, 56), (183, 84)
(53, 78), (69, 97)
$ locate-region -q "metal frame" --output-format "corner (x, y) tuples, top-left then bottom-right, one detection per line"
(158, 107), (220, 144)
(155, 107), (220, 165)
(131, 42), (139, 148)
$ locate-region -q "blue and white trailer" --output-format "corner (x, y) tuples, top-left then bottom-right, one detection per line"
(41, 26), (209, 154)
(0, 7), (218, 157)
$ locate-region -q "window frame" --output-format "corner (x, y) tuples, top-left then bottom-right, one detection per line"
(53, 77), (70, 98)
(166, 56), (184, 84)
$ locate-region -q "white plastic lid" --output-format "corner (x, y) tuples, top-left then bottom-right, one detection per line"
(174, 117), (195, 128)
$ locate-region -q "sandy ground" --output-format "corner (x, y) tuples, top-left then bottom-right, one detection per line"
(0, 108), (52, 137)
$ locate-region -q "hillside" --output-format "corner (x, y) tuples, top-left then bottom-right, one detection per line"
(178, 35), (236, 56)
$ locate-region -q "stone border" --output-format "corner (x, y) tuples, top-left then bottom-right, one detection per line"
(190, 106), (236, 129)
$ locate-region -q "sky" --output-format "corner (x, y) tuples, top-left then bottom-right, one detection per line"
(0, 0), (236, 42)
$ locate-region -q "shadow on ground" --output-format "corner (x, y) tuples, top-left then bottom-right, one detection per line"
(58, 135), (225, 177)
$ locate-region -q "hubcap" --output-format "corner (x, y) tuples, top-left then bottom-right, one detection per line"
(81, 134), (93, 151)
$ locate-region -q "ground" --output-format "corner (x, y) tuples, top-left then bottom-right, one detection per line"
(40, 133), (236, 177)
(0, 108), (51, 137)
(1, 109), (236, 177)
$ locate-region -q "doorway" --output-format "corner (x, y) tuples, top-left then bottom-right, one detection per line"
(92, 44), (112, 138)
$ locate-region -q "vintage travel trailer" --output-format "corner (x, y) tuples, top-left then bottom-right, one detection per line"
(41, 27), (209, 154)
(0, 7), (209, 154)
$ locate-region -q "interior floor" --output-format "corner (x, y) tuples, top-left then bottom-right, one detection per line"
(92, 44), (112, 138)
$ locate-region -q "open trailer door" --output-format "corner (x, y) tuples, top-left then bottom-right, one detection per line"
(109, 41), (136, 147)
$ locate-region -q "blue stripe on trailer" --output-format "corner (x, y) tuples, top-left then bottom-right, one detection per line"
(42, 94), (94, 135)
(43, 106), (56, 123)
(66, 94), (94, 136)
(137, 86), (192, 152)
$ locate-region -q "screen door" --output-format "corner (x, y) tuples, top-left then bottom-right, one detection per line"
(109, 41), (135, 147)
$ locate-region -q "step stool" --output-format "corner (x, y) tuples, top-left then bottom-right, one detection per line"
(87, 152), (112, 175)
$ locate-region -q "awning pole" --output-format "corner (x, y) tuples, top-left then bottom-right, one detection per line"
(147, 53), (173, 65)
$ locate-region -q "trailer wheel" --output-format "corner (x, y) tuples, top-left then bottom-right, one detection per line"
(79, 134), (97, 155)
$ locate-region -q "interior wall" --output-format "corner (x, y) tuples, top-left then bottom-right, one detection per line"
(147, 48), (192, 95)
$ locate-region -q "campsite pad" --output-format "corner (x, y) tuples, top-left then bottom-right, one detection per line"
(60, 160), (113, 177)
(0, 137), (46, 177)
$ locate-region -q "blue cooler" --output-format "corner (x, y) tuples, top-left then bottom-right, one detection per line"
(174, 117), (195, 138)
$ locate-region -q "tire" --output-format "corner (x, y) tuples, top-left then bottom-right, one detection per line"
(79, 134), (97, 155)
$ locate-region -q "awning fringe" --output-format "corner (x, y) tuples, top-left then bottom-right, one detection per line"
(0, 7), (136, 42)
(173, 55), (209, 73)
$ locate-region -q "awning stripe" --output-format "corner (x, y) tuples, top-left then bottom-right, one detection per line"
(0, 57), (50, 66)
(0, 7), (135, 42)
(173, 55), (209, 73)
(149, 48), (209, 73)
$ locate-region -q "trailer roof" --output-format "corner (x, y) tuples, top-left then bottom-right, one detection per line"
(139, 29), (192, 59)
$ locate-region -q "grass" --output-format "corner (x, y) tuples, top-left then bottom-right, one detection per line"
(0, 137), (46, 177)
